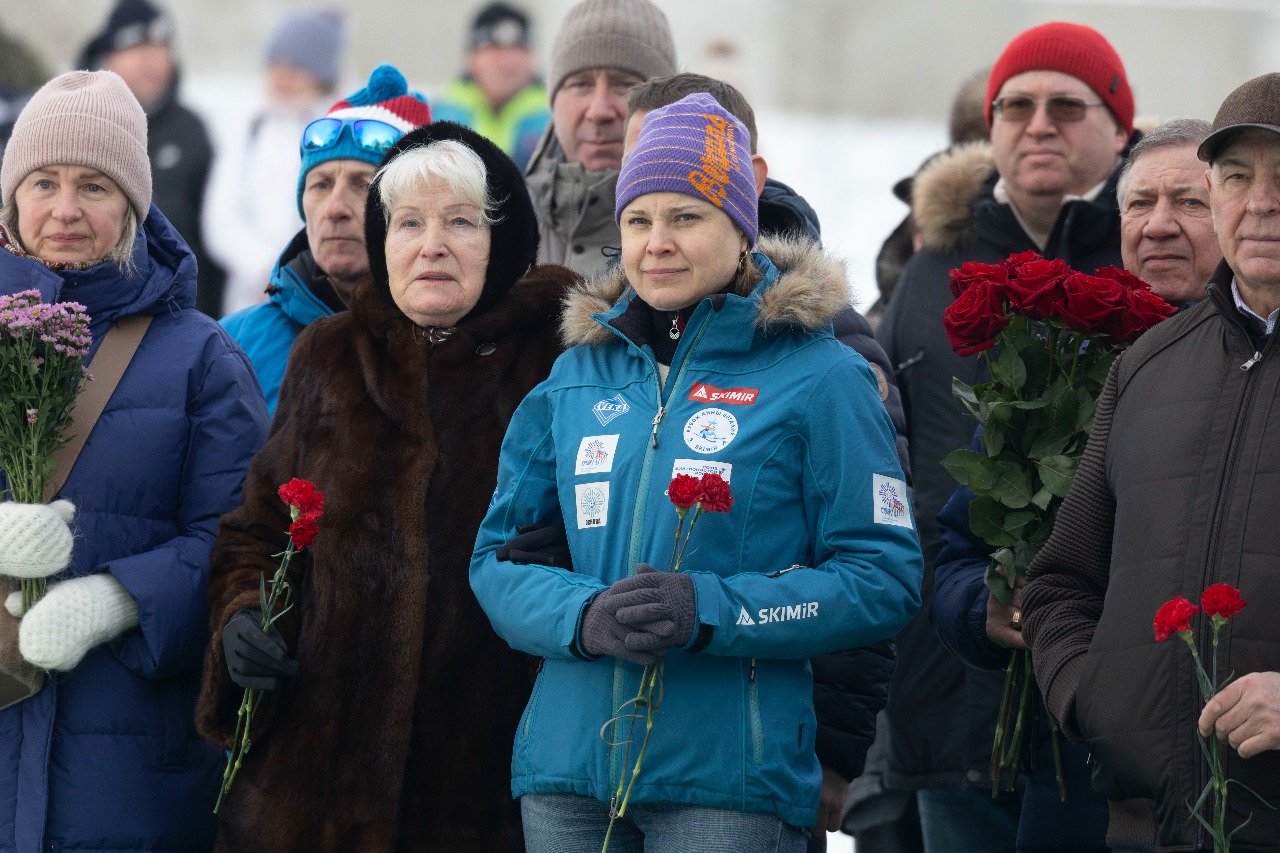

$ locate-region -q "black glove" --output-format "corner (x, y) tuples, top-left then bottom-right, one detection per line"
(579, 584), (672, 666)
(222, 609), (298, 691)
(496, 523), (573, 571)
(611, 564), (697, 649)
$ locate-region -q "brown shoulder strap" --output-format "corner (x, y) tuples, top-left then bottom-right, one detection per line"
(44, 315), (153, 502)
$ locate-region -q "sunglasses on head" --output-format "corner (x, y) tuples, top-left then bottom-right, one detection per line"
(991, 95), (1107, 124)
(301, 117), (404, 156)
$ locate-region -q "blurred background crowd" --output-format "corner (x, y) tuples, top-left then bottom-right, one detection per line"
(1, 0), (1272, 317)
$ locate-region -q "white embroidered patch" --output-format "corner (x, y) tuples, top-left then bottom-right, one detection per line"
(670, 458), (733, 483)
(576, 435), (620, 475)
(575, 482), (610, 530)
(682, 408), (738, 454)
(872, 474), (913, 529)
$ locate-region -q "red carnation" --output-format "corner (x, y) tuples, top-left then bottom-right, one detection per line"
(668, 474), (702, 510)
(945, 278), (1009, 356)
(1153, 596), (1200, 642)
(698, 473), (733, 513)
(288, 515), (320, 549)
(1201, 583), (1247, 621)
(950, 260), (1009, 298)
(278, 478), (324, 519)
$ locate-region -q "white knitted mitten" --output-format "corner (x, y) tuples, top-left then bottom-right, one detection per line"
(18, 573), (139, 671)
(0, 500), (76, 579)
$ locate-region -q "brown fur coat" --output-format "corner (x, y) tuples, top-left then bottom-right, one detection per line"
(196, 263), (577, 852)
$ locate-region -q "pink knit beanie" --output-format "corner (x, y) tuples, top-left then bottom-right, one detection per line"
(1, 70), (152, 220)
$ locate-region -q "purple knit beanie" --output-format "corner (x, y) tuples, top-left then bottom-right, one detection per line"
(615, 93), (758, 246)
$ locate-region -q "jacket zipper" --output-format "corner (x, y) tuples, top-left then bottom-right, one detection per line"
(1191, 330), (1275, 848)
(608, 311), (715, 789)
(519, 655), (545, 737)
(748, 658), (764, 764)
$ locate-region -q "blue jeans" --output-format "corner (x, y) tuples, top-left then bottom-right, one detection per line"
(521, 793), (810, 853)
(917, 788), (1020, 853)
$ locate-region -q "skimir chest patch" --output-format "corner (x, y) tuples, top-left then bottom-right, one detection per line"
(682, 408), (738, 454)
(575, 482), (610, 529)
(873, 474), (912, 529)
(688, 382), (759, 405)
(576, 435), (620, 475)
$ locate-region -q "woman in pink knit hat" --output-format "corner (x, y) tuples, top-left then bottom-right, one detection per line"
(0, 70), (268, 852)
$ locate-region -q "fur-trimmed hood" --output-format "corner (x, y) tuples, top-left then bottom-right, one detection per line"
(559, 234), (851, 347)
(910, 140), (994, 253)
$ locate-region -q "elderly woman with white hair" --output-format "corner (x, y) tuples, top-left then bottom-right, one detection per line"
(197, 121), (578, 852)
(0, 71), (268, 851)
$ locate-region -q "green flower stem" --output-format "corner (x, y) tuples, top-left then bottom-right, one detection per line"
(672, 508), (703, 573)
(603, 661), (663, 852)
(214, 535), (297, 813)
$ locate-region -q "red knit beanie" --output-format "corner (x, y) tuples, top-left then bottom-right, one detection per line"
(985, 22), (1133, 134)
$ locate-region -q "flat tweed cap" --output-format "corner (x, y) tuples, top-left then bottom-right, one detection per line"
(1198, 73), (1280, 163)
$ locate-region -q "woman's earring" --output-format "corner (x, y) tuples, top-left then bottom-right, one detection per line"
(736, 250), (748, 277)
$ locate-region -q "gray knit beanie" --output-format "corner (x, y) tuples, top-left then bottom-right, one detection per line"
(1, 70), (151, 220)
(549, 0), (676, 99)
(265, 8), (346, 91)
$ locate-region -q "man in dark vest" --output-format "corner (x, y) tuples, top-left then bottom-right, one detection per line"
(1024, 73), (1280, 852)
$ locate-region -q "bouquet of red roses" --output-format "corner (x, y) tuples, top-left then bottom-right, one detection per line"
(215, 478), (323, 812)
(942, 251), (1175, 795)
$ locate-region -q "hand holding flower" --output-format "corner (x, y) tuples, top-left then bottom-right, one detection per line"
(221, 609), (298, 691)
(1198, 671), (1280, 760)
(611, 564), (696, 650)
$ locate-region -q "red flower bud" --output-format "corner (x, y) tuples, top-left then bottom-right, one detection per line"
(944, 278), (1009, 357)
(668, 474), (702, 510)
(1153, 596), (1199, 642)
(698, 473), (733, 513)
(288, 515), (320, 549)
(1200, 583), (1247, 620)
(278, 478), (324, 519)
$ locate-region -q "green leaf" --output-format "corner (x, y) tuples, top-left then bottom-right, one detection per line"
(952, 378), (984, 422)
(1027, 424), (1072, 460)
(1030, 487), (1054, 510)
(991, 346), (1027, 393)
(986, 553), (1017, 605)
(981, 425), (1004, 458)
(989, 459), (1034, 509)
(942, 448), (984, 487)
(970, 496), (1015, 547)
(1001, 510), (1038, 542)
(1036, 455), (1078, 498)
(1074, 387), (1097, 432)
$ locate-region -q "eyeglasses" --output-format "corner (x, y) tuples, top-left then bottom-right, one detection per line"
(301, 118), (404, 156)
(991, 96), (1107, 124)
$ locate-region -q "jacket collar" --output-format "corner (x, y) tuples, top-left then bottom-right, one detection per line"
(911, 139), (1126, 255)
(559, 235), (850, 349)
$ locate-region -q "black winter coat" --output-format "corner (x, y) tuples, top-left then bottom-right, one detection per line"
(146, 75), (225, 316)
(761, 176), (903, 783)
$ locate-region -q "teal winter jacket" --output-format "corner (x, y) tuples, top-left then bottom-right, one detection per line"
(221, 230), (336, 414)
(470, 236), (922, 830)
